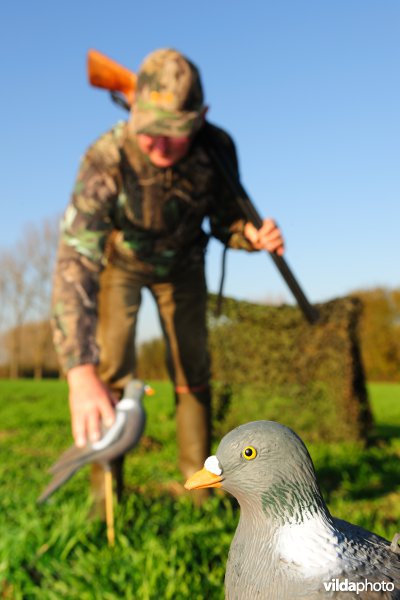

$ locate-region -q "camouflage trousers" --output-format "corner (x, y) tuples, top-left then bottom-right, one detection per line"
(96, 260), (212, 482)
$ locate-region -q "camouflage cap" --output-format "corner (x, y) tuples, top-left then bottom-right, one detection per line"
(129, 48), (205, 137)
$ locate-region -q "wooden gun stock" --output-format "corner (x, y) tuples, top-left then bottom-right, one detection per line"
(87, 49), (137, 105)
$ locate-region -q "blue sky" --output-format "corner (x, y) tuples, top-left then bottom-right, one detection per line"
(2, 1), (399, 340)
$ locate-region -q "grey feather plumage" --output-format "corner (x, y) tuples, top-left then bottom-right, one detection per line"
(203, 421), (400, 599)
(38, 379), (146, 503)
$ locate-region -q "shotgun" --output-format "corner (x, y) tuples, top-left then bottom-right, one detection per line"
(88, 49), (137, 107)
(87, 50), (319, 324)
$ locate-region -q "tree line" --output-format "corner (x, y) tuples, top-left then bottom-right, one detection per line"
(0, 217), (399, 382)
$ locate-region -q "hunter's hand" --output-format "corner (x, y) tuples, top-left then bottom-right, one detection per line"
(244, 218), (285, 255)
(67, 365), (117, 448)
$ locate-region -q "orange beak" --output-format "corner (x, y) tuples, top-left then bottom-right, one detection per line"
(184, 467), (224, 490)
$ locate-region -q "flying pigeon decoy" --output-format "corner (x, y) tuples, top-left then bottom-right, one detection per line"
(185, 421), (400, 599)
(38, 379), (147, 504)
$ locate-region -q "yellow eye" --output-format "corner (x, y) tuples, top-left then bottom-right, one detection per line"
(242, 446), (257, 460)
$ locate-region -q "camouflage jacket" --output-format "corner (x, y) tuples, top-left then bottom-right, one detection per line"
(52, 121), (253, 372)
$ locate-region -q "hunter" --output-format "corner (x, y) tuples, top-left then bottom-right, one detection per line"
(52, 48), (284, 503)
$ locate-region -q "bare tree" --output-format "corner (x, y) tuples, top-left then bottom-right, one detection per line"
(0, 215), (60, 378)
(21, 217), (59, 378)
(0, 268), (7, 332)
(0, 251), (34, 377)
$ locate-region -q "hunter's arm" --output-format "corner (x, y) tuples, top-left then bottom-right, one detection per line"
(206, 125), (255, 251)
(52, 130), (120, 373)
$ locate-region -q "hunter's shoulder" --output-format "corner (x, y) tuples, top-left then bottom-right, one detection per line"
(81, 121), (127, 169)
(204, 122), (237, 150)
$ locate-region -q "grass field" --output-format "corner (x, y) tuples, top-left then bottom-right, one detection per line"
(0, 379), (399, 599)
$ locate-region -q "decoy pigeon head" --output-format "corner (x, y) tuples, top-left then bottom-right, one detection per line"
(186, 420), (325, 519)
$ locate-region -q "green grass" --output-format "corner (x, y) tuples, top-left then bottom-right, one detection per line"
(0, 380), (399, 599)
(368, 382), (400, 439)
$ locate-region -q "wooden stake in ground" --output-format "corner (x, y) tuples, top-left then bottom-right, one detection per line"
(104, 467), (115, 547)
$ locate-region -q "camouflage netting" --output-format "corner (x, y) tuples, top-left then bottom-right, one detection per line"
(208, 295), (373, 444)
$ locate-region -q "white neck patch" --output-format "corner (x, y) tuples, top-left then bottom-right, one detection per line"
(204, 455), (223, 476)
(118, 398), (136, 410)
(277, 515), (339, 576)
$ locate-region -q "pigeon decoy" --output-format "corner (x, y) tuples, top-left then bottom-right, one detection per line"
(185, 421), (400, 599)
(38, 379), (147, 504)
